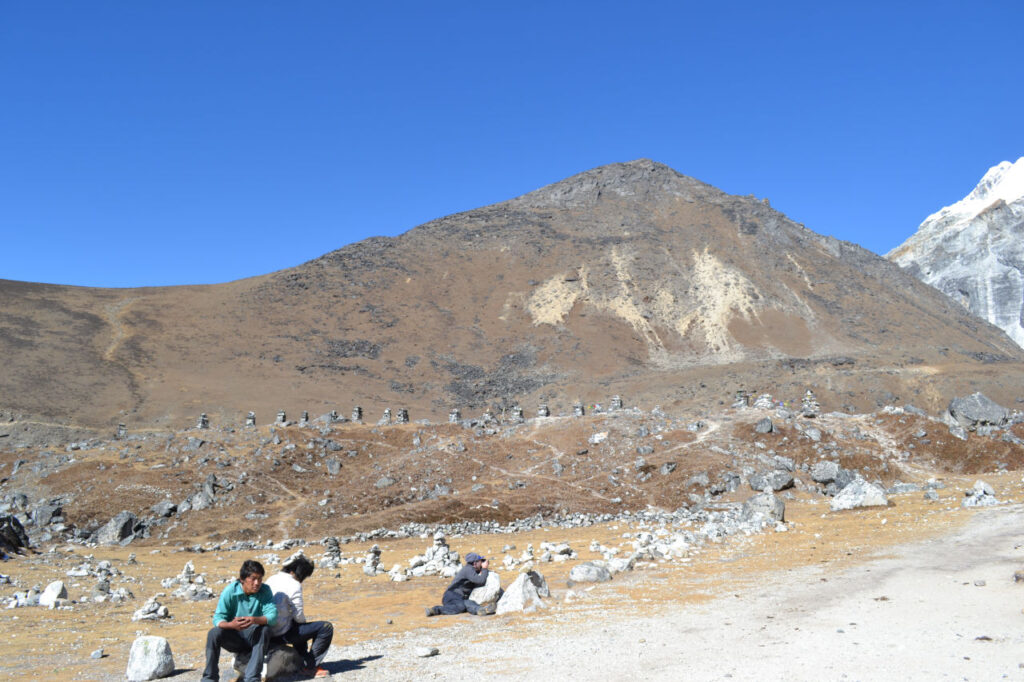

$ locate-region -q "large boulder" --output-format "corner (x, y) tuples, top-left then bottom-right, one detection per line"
(0, 515), (30, 555)
(495, 570), (548, 615)
(96, 511), (138, 545)
(741, 492), (785, 524)
(962, 480), (999, 508)
(39, 580), (68, 607)
(830, 479), (888, 511)
(265, 646), (304, 681)
(810, 461), (839, 483)
(125, 636), (175, 681)
(568, 562), (612, 583)
(749, 470), (794, 492)
(948, 393), (1010, 431)
(468, 571), (503, 605)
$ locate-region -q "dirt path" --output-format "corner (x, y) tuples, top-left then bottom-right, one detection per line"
(327, 504), (1024, 681)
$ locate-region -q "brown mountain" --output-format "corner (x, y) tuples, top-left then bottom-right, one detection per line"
(2, 159), (1022, 431)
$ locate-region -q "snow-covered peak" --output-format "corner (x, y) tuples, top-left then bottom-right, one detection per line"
(923, 157), (1024, 224)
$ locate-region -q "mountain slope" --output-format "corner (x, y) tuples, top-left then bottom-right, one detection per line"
(3, 160), (1023, 429)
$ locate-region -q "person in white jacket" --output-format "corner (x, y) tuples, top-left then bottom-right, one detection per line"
(265, 553), (334, 678)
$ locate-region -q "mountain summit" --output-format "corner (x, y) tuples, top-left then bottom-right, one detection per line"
(3, 160), (1023, 428)
(889, 157), (1024, 347)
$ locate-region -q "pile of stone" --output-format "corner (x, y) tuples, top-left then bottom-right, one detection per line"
(319, 536), (344, 569)
(801, 390), (820, 418)
(962, 480), (999, 508)
(362, 545), (385, 576)
(407, 533), (461, 577)
(537, 541), (576, 563)
(131, 596), (171, 621)
(161, 561), (215, 600)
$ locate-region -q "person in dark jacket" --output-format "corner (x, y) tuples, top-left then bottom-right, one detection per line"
(425, 552), (496, 616)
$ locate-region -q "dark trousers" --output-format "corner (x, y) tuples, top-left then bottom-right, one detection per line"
(271, 620), (334, 668)
(202, 624), (268, 682)
(439, 589), (482, 615)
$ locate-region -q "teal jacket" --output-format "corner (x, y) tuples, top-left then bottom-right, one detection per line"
(212, 581), (278, 627)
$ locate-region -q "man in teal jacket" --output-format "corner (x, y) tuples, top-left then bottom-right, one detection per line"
(202, 559), (278, 682)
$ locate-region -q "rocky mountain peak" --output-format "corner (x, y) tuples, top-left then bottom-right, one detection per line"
(514, 158), (715, 208)
(888, 157), (1024, 348)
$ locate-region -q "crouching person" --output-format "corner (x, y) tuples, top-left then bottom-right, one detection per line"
(266, 553), (334, 678)
(425, 552), (496, 616)
(202, 559), (277, 682)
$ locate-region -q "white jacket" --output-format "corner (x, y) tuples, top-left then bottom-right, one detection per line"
(265, 572), (305, 637)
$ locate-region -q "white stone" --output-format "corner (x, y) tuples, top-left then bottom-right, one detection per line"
(495, 571), (547, 615)
(125, 636), (174, 681)
(830, 479), (889, 511)
(468, 571), (502, 605)
(39, 581), (67, 608)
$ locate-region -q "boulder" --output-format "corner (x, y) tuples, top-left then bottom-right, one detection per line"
(962, 480), (999, 508)
(39, 580), (67, 608)
(749, 470), (794, 492)
(265, 646), (304, 681)
(0, 515), (30, 554)
(754, 417), (773, 434)
(468, 571), (503, 605)
(150, 501), (177, 518)
(948, 393), (1010, 430)
(96, 511), (138, 545)
(125, 636), (174, 681)
(741, 492), (785, 524)
(495, 570), (548, 615)
(830, 479), (888, 511)
(568, 562), (612, 583)
(810, 461), (839, 483)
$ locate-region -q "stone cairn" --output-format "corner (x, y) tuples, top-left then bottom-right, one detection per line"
(300, 411), (309, 425)
(362, 545), (385, 576)
(397, 408), (409, 424)
(378, 408), (392, 426)
(131, 596), (170, 621)
(537, 404), (550, 418)
(245, 412), (256, 427)
(276, 410), (287, 425)
(753, 393), (774, 409)
(481, 411), (494, 425)
(610, 395), (624, 411)
(573, 401), (585, 417)
(320, 537), (343, 570)
(801, 390), (820, 418)
(449, 409), (461, 423)
(196, 413), (209, 429)
(327, 410), (339, 423)
(116, 423), (127, 439)
(511, 405), (524, 423)
(161, 560), (215, 601)
(351, 406), (363, 423)
(732, 390), (750, 408)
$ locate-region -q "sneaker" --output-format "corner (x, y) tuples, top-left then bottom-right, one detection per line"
(301, 667), (330, 678)
(477, 602), (497, 615)
(425, 606), (440, 617)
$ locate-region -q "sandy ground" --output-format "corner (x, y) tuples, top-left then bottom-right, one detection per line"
(329, 504), (1024, 682)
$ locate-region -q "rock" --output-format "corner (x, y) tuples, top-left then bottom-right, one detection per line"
(948, 393), (1011, 430)
(150, 501), (177, 518)
(568, 562), (612, 583)
(754, 417), (773, 434)
(962, 480), (999, 508)
(125, 636), (175, 681)
(96, 511), (138, 545)
(468, 571), (503, 605)
(810, 461), (839, 483)
(415, 646), (439, 658)
(374, 476), (396, 489)
(90, 648), (103, 659)
(0, 515), (30, 554)
(39, 580), (67, 608)
(924, 489), (940, 501)
(495, 570), (548, 614)
(326, 458), (341, 476)
(749, 470), (794, 492)
(830, 479), (889, 511)
(741, 492), (785, 524)
(588, 432), (608, 445)
(265, 646), (304, 680)
(659, 461), (677, 475)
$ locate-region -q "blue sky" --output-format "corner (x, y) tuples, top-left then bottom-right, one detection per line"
(2, 2), (1022, 288)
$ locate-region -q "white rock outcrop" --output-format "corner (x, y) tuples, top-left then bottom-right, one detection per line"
(126, 636), (175, 681)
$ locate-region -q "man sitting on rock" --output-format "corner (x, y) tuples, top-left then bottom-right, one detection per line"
(202, 559), (277, 682)
(266, 553), (334, 678)
(425, 552), (496, 616)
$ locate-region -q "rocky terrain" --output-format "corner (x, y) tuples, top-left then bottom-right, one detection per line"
(889, 156), (1024, 348)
